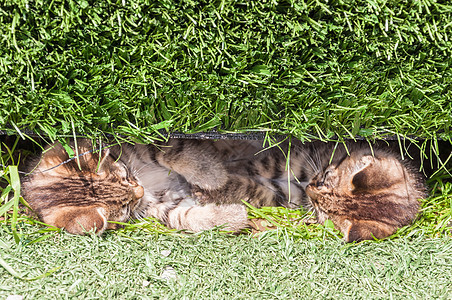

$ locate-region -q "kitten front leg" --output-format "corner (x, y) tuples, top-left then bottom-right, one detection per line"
(41, 205), (109, 235)
(141, 191), (248, 232)
(155, 139), (229, 190)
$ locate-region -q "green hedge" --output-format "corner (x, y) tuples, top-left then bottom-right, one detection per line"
(0, 0), (451, 142)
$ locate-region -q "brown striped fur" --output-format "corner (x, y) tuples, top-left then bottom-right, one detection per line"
(22, 139), (248, 235)
(303, 143), (426, 242)
(22, 140), (144, 234)
(22, 139), (426, 241)
(196, 140), (426, 242)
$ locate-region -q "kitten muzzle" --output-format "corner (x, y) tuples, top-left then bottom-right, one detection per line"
(133, 185), (145, 199)
(305, 184), (318, 201)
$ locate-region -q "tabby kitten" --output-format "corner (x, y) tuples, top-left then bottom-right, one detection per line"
(23, 139), (426, 242)
(22, 139), (248, 235)
(305, 145), (425, 242)
(200, 140), (426, 242)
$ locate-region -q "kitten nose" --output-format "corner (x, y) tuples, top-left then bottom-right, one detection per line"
(133, 185), (144, 199)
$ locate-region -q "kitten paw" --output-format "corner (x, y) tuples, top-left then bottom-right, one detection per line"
(167, 203), (248, 232)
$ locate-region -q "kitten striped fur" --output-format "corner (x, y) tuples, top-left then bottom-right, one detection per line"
(110, 140), (248, 233)
(198, 140), (426, 242)
(22, 139), (248, 235)
(22, 138), (426, 241)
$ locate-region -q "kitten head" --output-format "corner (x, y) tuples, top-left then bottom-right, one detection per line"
(22, 140), (144, 235)
(306, 148), (426, 242)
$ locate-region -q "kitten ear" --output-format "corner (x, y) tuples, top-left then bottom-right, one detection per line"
(51, 206), (108, 235)
(342, 219), (394, 242)
(351, 155), (378, 192)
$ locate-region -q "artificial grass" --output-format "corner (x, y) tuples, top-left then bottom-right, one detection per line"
(0, 225), (451, 299)
(0, 1), (451, 297)
(0, 0), (451, 142)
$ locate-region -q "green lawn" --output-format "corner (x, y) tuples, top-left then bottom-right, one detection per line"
(0, 0), (451, 141)
(0, 225), (451, 299)
(1, 0), (452, 298)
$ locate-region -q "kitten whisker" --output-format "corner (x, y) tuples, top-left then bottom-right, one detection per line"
(314, 150), (322, 172)
(132, 162), (154, 177)
(305, 154), (320, 174)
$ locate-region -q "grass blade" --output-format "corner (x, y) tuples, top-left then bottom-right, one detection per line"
(0, 252), (61, 281)
(8, 166), (21, 244)
(0, 253), (23, 279)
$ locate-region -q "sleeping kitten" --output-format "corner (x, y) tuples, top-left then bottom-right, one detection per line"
(22, 139), (249, 235)
(22, 139), (426, 242)
(305, 145), (426, 242)
(199, 140), (426, 242)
